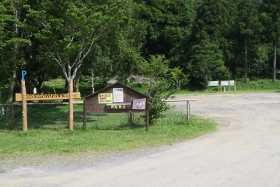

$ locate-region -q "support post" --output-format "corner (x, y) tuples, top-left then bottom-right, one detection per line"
(21, 81), (27, 131)
(186, 101), (190, 121)
(83, 100), (87, 130)
(11, 104), (14, 129)
(145, 99), (149, 131)
(128, 112), (133, 126)
(69, 79), (74, 130)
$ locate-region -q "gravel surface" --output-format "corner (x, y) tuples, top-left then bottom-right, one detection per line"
(1, 92), (280, 187)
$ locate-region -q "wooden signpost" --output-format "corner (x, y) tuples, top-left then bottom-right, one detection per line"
(15, 92), (81, 101)
(83, 82), (149, 131)
(21, 70), (27, 131)
(17, 70), (80, 131)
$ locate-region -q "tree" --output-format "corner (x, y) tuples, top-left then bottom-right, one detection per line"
(0, 0), (31, 103)
(31, 0), (143, 129)
(260, 0), (280, 82)
(141, 55), (185, 124)
(234, 0), (262, 82)
(188, 38), (229, 87)
(138, 0), (197, 61)
(71, 1), (146, 93)
(185, 0), (230, 88)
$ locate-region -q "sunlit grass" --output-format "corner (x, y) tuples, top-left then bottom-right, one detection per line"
(0, 109), (216, 161)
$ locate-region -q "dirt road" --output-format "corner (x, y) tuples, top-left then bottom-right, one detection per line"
(1, 93), (280, 187)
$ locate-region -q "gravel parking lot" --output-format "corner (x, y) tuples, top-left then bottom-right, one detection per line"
(1, 92), (280, 187)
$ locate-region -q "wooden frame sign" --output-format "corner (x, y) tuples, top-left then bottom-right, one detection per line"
(17, 70), (81, 131)
(15, 92), (81, 101)
(83, 82), (149, 131)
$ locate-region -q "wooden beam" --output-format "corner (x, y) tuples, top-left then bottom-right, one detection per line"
(15, 92), (81, 101)
(21, 81), (27, 131)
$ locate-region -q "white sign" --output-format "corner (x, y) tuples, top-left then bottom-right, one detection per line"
(113, 88), (123, 102)
(208, 81), (219, 87)
(221, 80), (235, 86)
(220, 81), (229, 86)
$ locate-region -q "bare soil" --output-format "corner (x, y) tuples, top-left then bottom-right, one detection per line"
(1, 92), (280, 187)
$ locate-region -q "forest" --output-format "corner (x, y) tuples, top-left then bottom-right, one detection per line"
(1, 0), (280, 104)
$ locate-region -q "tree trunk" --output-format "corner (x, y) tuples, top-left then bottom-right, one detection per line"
(91, 70), (95, 93)
(74, 74), (80, 92)
(244, 40), (248, 83)
(273, 44), (277, 82)
(8, 7), (20, 104)
(0, 91), (3, 118)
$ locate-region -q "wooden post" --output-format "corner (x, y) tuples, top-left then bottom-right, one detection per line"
(69, 79), (74, 130)
(21, 81), (28, 131)
(83, 100), (87, 130)
(186, 101), (191, 121)
(145, 99), (149, 131)
(129, 112), (133, 126)
(11, 104), (14, 129)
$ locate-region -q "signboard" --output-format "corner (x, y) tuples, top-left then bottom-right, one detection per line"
(229, 80), (235, 86)
(221, 80), (235, 86)
(106, 103), (131, 110)
(113, 88), (123, 102)
(15, 92), (81, 101)
(98, 93), (113, 104)
(132, 98), (146, 110)
(208, 81), (219, 87)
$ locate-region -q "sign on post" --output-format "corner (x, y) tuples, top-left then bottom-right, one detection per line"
(208, 81), (219, 87)
(208, 80), (236, 91)
(16, 72), (81, 131)
(15, 92), (81, 101)
(21, 70), (27, 81)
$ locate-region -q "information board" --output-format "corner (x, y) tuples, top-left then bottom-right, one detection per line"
(98, 93), (113, 104)
(113, 88), (123, 102)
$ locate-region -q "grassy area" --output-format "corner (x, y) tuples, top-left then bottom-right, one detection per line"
(0, 105), (216, 161)
(4, 77), (278, 163)
(176, 78), (280, 94)
(0, 78), (219, 163)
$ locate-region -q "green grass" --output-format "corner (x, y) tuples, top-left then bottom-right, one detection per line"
(0, 106), (216, 161)
(176, 78), (280, 94)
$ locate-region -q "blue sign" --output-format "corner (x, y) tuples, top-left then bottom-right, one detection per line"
(21, 70), (27, 81)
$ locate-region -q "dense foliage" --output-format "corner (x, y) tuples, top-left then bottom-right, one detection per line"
(1, 0), (280, 122)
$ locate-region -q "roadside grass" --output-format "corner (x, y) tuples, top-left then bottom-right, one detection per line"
(0, 104), (216, 161)
(176, 78), (280, 94)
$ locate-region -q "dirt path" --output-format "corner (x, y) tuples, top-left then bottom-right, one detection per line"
(1, 93), (280, 187)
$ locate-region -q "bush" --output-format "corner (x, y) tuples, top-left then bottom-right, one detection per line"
(140, 55), (186, 124)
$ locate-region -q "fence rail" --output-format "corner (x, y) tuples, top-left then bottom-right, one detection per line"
(163, 99), (197, 121)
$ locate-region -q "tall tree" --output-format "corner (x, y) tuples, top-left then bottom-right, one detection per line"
(234, 0), (262, 82)
(138, 0), (197, 60)
(74, 1), (146, 93)
(260, 0), (280, 82)
(32, 0), (143, 129)
(185, 0), (230, 88)
(0, 0), (31, 103)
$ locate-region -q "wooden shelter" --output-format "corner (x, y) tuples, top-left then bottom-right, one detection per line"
(83, 82), (149, 130)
